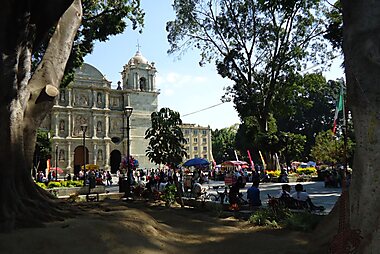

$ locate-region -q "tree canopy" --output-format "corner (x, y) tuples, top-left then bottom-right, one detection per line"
(167, 0), (332, 134)
(33, 0), (145, 86)
(211, 124), (238, 164)
(145, 108), (187, 167)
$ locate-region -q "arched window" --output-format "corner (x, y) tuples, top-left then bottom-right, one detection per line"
(59, 90), (66, 101)
(97, 92), (102, 105)
(139, 77), (147, 91)
(59, 120), (65, 131)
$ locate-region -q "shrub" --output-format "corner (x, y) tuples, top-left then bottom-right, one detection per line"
(248, 208), (283, 228)
(71, 180), (84, 187)
(47, 181), (62, 188)
(35, 182), (47, 189)
(161, 184), (177, 207)
(296, 167), (316, 175)
(283, 212), (323, 231)
(249, 207), (322, 232)
(60, 180), (84, 187)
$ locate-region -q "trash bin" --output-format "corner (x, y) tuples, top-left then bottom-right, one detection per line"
(119, 177), (128, 193)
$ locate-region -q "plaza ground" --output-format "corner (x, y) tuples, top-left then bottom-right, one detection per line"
(0, 181), (340, 253)
(0, 199), (313, 254)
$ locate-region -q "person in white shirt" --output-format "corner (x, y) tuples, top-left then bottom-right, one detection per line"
(291, 184), (324, 211)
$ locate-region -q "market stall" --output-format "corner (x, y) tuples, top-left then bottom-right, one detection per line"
(221, 161), (248, 186)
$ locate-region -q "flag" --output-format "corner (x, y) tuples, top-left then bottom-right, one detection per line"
(275, 153), (281, 171)
(234, 150), (239, 161)
(259, 150), (266, 169)
(332, 85), (344, 134)
(46, 159), (51, 177)
(247, 150), (254, 168)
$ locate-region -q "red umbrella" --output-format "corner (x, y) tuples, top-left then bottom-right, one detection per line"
(49, 167), (64, 174)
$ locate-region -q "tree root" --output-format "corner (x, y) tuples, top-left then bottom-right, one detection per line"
(0, 185), (82, 232)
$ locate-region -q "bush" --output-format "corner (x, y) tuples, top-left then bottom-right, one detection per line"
(47, 181), (62, 188)
(60, 180), (84, 187)
(35, 182), (47, 189)
(296, 167), (316, 175)
(283, 212), (323, 231)
(46, 180), (84, 188)
(248, 207), (322, 232)
(248, 208), (287, 228)
(161, 184), (177, 207)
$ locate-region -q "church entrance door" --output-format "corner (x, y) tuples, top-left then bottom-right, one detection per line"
(110, 150), (122, 174)
(74, 146), (89, 176)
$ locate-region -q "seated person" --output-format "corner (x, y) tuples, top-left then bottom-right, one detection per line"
(276, 184), (291, 198)
(247, 179), (262, 207)
(291, 184), (324, 210)
(192, 182), (203, 198)
(159, 181), (168, 192)
(229, 176), (244, 210)
(268, 184), (294, 208)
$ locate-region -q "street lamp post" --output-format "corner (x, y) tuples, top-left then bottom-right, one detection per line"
(55, 145), (58, 181)
(81, 124), (87, 186)
(124, 106), (133, 198)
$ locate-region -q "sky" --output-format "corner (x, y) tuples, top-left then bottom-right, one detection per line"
(84, 0), (345, 130)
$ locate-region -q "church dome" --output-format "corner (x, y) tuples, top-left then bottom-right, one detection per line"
(128, 51), (149, 65)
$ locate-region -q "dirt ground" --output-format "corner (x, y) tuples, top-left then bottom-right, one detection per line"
(0, 199), (317, 254)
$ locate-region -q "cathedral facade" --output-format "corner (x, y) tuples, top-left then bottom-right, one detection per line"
(42, 51), (159, 174)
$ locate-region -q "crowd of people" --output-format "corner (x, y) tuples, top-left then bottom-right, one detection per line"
(35, 165), (328, 212)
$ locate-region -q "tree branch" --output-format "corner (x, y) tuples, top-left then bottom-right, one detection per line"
(23, 0), (82, 163)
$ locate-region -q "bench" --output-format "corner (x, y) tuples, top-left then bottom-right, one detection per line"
(86, 192), (99, 202)
(267, 196), (309, 210)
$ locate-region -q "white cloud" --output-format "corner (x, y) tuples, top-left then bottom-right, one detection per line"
(157, 72), (209, 89)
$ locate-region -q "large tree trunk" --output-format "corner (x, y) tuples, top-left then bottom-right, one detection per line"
(312, 1), (380, 252)
(0, 0), (82, 232)
(342, 1), (380, 252)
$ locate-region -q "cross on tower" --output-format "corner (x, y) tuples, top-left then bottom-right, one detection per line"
(136, 40), (141, 52)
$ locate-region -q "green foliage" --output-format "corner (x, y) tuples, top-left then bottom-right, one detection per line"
(35, 182), (47, 189)
(283, 212), (323, 231)
(60, 180), (84, 187)
(323, 1), (343, 50)
(249, 208), (322, 231)
(47, 180), (84, 188)
(248, 208), (290, 228)
(212, 124), (238, 164)
(34, 129), (52, 171)
(145, 108), (187, 167)
(311, 130), (354, 165)
(32, 0), (145, 86)
(235, 114), (280, 159)
(275, 75), (343, 159)
(278, 132), (306, 165)
(161, 184), (177, 207)
(296, 167), (317, 175)
(47, 181), (62, 188)
(168, 0), (332, 138)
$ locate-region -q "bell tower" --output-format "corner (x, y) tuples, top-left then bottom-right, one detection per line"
(121, 50), (157, 92)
